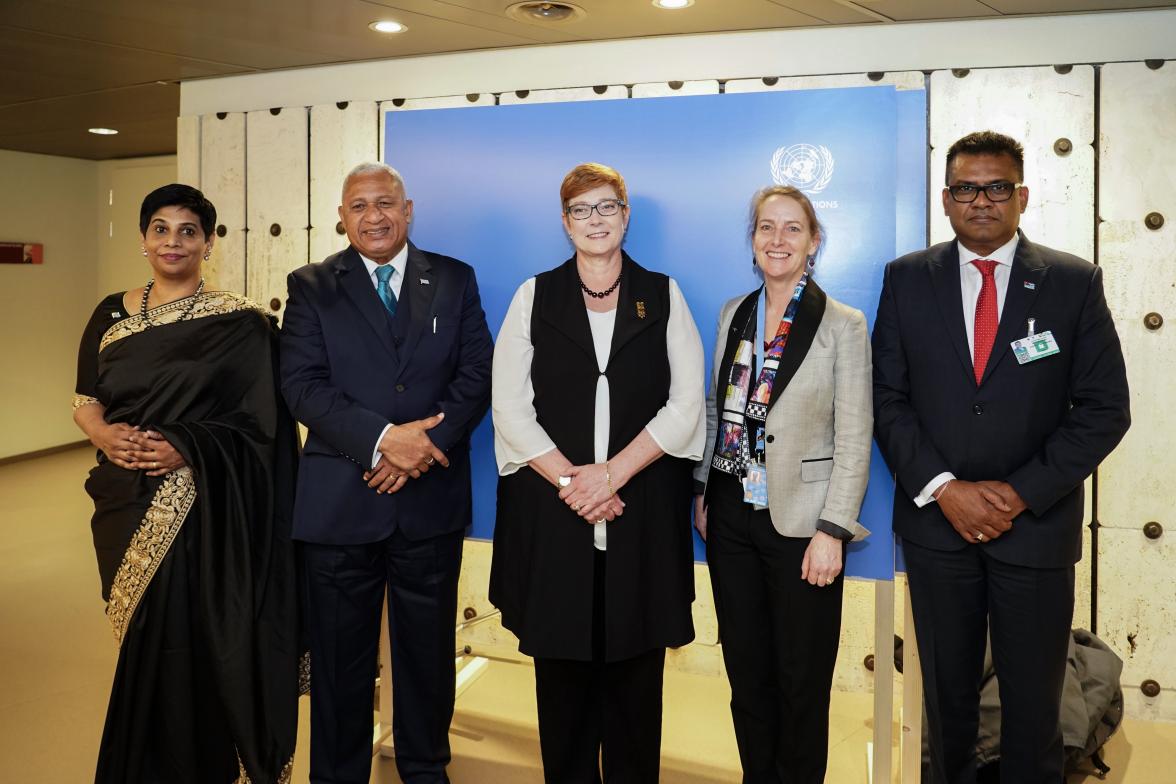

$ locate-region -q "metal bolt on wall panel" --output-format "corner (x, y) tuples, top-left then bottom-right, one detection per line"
(246, 106), (309, 322)
(199, 112), (246, 293)
(930, 66), (1095, 257)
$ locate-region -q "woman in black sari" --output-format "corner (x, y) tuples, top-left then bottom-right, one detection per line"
(73, 184), (302, 783)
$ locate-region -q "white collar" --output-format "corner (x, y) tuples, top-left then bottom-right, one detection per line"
(957, 233), (1019, 268)
(359, 243), (409, 279)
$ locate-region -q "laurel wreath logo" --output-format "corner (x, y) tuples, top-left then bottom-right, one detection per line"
(770, 144), (835, 195)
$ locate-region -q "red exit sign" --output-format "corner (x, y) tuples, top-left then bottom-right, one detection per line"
(0, 243), (42, 264)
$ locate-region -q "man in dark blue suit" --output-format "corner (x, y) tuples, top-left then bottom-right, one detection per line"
(873, 132), (1129, 783)
(280, 162), (492, 784)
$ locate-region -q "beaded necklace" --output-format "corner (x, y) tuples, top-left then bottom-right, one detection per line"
(140, 277), (205, 328)
(578, 271), (622, 299)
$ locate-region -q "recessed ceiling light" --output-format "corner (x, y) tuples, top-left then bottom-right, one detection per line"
(88, 128), (119, 135)
(653, 0), (693, 8)
(368, 20), (407, 34)
(505, 2), (586, 23)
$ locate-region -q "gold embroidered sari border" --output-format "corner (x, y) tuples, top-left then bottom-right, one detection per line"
(72, 394), (100, 410)
(105, 467), (197, 646)
(298, 651), (312, 695)
(98, 291), (268, 352)
(236, 754), (294, 784)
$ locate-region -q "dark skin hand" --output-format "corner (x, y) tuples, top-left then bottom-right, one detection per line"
(365, 414), (451, 494)
(127, 429), (187, 477)
(90, 422), (142, 470)
(364, 456), (410, 495)
(376, 413), (449, 479)
(935, 479), (1017, 543)
(977, 480), (1028, 518)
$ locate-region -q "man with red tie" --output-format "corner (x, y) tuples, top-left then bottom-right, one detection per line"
(872, 131), (1130, 783)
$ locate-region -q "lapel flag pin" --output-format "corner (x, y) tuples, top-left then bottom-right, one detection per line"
(636, 301), (646, 319)
(420, 278), (430, 285)
(1023, 281), (1036, 290)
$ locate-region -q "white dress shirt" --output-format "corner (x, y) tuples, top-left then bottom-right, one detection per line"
(365, 244), (409, 469)
(914, 234), (1019, 506)
(493, 276), (707, 550)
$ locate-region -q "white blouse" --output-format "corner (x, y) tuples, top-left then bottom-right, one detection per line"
(492, 275), (708, 550)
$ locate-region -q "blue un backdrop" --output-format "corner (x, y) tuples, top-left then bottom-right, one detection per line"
(386, 85), (927, 579)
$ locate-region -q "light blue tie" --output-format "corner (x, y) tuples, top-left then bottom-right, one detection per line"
(375, 264), (397, 316)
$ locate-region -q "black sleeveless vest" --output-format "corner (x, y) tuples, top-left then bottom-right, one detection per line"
(530, 257), (671, 465)
(490, 254), (696, 662)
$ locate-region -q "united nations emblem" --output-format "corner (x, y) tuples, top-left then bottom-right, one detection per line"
(770, 143), (835, 195)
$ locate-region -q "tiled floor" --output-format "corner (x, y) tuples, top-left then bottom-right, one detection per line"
(3, 447), (1173, 783)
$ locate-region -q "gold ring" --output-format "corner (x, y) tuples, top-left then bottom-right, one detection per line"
(825, 579), (834, 586)
(976, 532), (985, 542)
(427, 457), (435, 465)
(572, 503), (581, 511)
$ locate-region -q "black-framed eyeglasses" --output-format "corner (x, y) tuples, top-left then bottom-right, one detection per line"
(565, 199), (626, 220)
(947, 182), (1022, 203)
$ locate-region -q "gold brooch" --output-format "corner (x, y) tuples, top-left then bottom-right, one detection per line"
(636, 301), (646, 319)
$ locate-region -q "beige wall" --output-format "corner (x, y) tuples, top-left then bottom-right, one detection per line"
(0, 152), (176, 460)
(0, 150), (99, 459)
(95, 156), (177, 296)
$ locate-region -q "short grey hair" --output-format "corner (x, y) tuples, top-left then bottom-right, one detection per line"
(341, 162), (407, 203)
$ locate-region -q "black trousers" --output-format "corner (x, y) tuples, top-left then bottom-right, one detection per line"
(903, 539), (1074, 784)
(705, 473), (845, 784)
(302, 528), (464, 784)
(533, 549), (667, 784)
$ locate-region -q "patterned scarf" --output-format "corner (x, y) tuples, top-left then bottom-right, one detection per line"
(711, 266), (812, 476)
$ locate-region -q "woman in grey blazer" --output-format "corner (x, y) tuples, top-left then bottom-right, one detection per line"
(693, 185), (872, 784)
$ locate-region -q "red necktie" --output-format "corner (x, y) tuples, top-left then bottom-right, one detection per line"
(972, 259), (998, 384)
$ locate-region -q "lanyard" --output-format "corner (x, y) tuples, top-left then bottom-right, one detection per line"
(755, 285), (767, 374)
(751, 285), (769, 464)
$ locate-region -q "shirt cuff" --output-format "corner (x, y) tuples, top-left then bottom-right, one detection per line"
(646, 422), (704, 462)
(497, 444), (557, 477)
(372, 423), (393, 470)
(816, 519), (854, 542)
(914, 471), (955, 508)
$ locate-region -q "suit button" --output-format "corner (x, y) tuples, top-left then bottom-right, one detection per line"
(395, 384), (405, 392)
(766, 434), (775, 443)
(973, 404), (984, 415)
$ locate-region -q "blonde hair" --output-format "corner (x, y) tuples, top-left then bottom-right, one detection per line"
(747, 185), (823, 249)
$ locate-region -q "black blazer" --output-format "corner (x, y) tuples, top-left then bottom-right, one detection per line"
(279, 242), (493, 544)
(872, 233), (1130, 568)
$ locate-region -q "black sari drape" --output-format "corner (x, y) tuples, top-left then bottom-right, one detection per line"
(77, 292), (301, 784)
